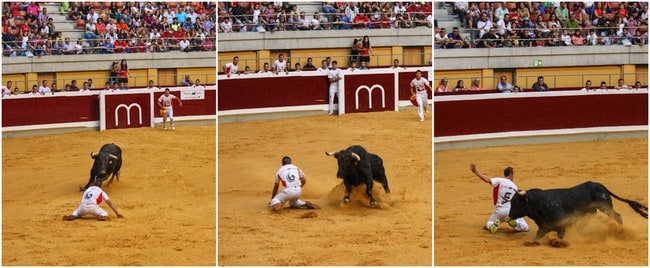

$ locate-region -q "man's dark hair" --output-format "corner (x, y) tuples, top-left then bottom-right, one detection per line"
(504, 167), (514, 177)
(282, 156), (292, 165)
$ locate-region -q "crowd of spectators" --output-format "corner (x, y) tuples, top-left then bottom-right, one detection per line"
(2, 2), (216, 57)
(436, 1), (648, 48)
(217, 2), (432, 33)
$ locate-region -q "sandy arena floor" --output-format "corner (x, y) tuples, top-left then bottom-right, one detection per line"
(434, 138), (648, 266)
(218, 110), (432, 266)
(2, 125), (216, 265)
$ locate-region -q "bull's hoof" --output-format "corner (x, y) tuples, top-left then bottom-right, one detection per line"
(549, 238), (569, 248)
(369, 199), (377, 207)
(343, 197), (350, 203)
(524, 240), (540, 246)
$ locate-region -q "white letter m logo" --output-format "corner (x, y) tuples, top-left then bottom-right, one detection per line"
(355, 84), (386, 110)
(115, 103), (143, 126)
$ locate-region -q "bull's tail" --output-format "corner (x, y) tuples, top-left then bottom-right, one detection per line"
(604, 185), (648, 219)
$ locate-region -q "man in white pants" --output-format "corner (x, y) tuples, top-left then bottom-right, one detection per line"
(158, 88), (183, 130)
(63, 181), (123, 221)
(409, 70), (431, 122)
(470, 163), (529, 233)
(327, 60), (342, 115)
(269, 156), (319, 211)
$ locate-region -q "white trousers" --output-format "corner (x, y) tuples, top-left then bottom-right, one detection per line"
(486, 206), (529, 232)
(72, 204), (109, 217)
(269, 186), (306, 208)
(328, 88), (338, 114)
(416, 91), (428, 120)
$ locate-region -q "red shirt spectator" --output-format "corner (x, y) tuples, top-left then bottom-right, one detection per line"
(353, 14), (370, 29)
(11, 3), (20, 18)
(114, 39), (128, 53)
(174, 29), (185, 42)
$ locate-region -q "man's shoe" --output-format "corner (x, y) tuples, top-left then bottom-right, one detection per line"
(490, 220), (500, 233)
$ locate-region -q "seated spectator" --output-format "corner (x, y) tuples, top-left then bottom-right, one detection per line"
(181, 74), (193, 86)
(258, 62), (271, 74)
(303, 57), (315, 69)
(453, 80), (467, 91)
(497, 76), (514, 93)
(69, 80), (79, 91)
(581, 80), (592, 91)
(532, 76), (549, 91)
(436, 78), (449, 92)
(293, 62), (302, 72)
(634, 81), (643, 89)
(179, 36), (191, 52)
(344, 62), (356, 72)
(316, 60), (328, 72)
(571, 29), (585, 46)
(359, 61), (370, 70)
(435, 28), (450, 49)
(470, 78), (483, 90)
(614, 78), (630, 89)
(599, 81), (608, 90)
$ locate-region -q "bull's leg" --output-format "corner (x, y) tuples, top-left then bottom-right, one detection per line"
(599, 203), (623, 224)
(343, 180), (352, 203)
(375, 174), (390, 193)
(81, 171), (94, 191)
(365, 179), (376, 207)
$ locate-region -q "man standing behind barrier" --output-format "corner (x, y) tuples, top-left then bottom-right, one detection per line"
(158, 88), (183, 131)
(410, 70), (431, 122)
(327, 61), (342, 116)
(224, 56), (239, 77)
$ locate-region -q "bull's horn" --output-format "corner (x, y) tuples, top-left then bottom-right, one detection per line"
(325, 151), (336, 156)
(108, 154), (118, 160)
(351, 152), (361, 161)
(517, 190), (526, 195)
(90, 152), (98, 157)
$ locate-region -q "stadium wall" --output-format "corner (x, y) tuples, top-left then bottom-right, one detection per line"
(434, 46), (648, 70)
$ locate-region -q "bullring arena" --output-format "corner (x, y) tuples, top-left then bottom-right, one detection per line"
(2, 1), (216, 265)
(218, 111), (432, 266)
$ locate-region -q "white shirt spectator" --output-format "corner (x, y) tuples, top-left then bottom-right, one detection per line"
(38, 85), (52, 95)
(87, 11), (99, 23)
(477, 20), (493, 38)
(187, 11), (198, 24)
(394, 4), (407, 14)
(561, 32), (572, 46)
(272, 60), (286, 74)
(310, 17), (321, 30)
(496, 18), (510, 36)
(221, 20), (233, 33)
(3, 86), (12, 97)
(179, 39), (190, 51)
(163, 10), (176, 24)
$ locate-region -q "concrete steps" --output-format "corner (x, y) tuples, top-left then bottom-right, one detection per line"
(42, 3), (84, 40)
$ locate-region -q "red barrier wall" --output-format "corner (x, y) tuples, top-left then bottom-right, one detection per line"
(153, 90), (216, 117)
(434, 92), (648, 137)
(2, 95), (98, 127)
(217, 76), (329, 111)
(2, 87), (216, 131)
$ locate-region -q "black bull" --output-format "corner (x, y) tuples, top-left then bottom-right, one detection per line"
(81, 143), (123, 190)
(325, 145), (390, 206)
(508, 181), (648, 244)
